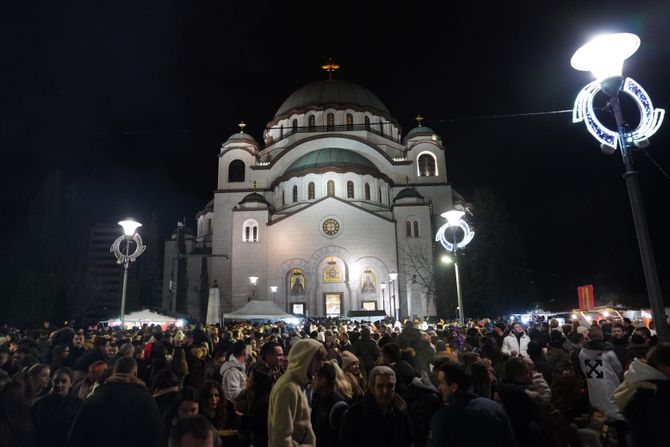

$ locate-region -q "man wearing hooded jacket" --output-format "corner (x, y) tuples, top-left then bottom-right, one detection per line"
(268, 338), (326, 447)
(502, 323), (530, 358)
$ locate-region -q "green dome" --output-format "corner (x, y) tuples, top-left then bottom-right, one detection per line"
(404, 125), (435, 141)
(284, 148), (378, 176)
(275, 80), (390, 118)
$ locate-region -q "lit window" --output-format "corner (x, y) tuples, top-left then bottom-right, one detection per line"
(347, 181), (354, 198)
(418, 153), (437, 177)
(243, 219), (259, 242)
(327, 180), (335, 196)
(346, 114), (353, 130)
(365, 183), (370, 200)
(327, 113), (335, 131)
(308, 182), (315, 200)
(228, 159), (245, 182)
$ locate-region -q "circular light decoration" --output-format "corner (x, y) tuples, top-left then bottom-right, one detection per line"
(322, 218), (340, 236)
(572, 77), (665, 150)
(435, 213), (475, 252)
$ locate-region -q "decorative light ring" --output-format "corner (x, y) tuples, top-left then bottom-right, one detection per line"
(572, 77), (665, 149)
(110, 233), (146, 265)
(435, 218), (475, 252)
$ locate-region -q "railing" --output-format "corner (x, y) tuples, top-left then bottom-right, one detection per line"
(265, 123), (403, 145)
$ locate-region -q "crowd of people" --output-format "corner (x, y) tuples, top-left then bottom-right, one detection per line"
(0, 314), (668, 447)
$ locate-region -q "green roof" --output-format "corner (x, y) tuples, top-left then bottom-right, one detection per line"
(284, 148), (377, 176)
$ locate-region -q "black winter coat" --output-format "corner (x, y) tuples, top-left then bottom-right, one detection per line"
(404, 382), (442, 447)
(32, 394), (82, 447)
(337, 394), (412, 447)
(311, 391), (346, 447)
(624, 379), (670, 447)
(66, 381), (164, 447)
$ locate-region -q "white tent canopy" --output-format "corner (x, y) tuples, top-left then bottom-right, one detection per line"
(223, 300), (298, 322)
(102, 309), (182, 328)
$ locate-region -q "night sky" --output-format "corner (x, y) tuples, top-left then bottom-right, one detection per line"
(2, 1), (669, 310)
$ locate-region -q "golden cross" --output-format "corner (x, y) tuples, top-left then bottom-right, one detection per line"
(321, 58), (340, 80)
(415, 114), (424, 126)
(238, 121), (246, 133)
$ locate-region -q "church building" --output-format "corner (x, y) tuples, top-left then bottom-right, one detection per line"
(162, 64), (459, 320)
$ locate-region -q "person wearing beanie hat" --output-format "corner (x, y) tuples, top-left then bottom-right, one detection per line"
(340, 351), (358, 373)
(340, 350), (365, 402)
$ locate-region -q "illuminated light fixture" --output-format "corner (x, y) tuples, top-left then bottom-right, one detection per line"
(389, 272), (398, 281)
(573, 77), (665, 149)
(435, 212), (475, 252)
(570, 33), (640, 81)
(118, 219), (142, 237)
(603, 310), (610, 317)
(270, 286), (278, 293)
(441, 255), (453, 264)
(249, 276), (259, 285)
(571, 314), (578, 320)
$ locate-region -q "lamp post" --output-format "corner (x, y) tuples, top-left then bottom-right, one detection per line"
(436, 209), (475, 324)
(249, 276), (259, 301)
(110, 219), (146, 327)
(270, 286), (278, 303)
(571, 33), (668, 342)
(389, 272), (398, 321)
(380, 282), (387, 314)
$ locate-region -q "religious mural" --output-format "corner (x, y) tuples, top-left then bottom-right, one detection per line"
(360, 270), (376, 293)
(323, 257), (342, 283)
(288, 269), (305, 295)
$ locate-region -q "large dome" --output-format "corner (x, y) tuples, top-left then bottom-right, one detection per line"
(274, 79), (390, 118)
(284, 148), (378, 177)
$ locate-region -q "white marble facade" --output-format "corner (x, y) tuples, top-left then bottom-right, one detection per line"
(162, 77), (456, 319)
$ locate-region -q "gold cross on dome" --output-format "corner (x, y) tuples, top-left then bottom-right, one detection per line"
(415, 114), (424, 126)
(321, 57), (340, 80)
(238, 121), (246, 133)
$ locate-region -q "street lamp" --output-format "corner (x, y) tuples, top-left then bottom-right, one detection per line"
(571, 33), (668, 342)
(380, 282), (387, 314)
(249, 276), (259, 301)
(270, 285), (278, 302)
(436, 209), (475, 324)
(110, 218), (146, 327)
(389, 272), (398, 321)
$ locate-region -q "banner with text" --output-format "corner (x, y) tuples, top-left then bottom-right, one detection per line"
(577, 284), (595, 310)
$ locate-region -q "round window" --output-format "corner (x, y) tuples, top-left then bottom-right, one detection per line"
(322, 218), (340, 236)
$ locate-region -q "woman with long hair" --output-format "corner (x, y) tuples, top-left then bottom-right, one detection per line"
(0, 380), (33, 447)
(330, 360), (352, 402)
(200, 380), (246, 446)
(24, 363), (50, 405)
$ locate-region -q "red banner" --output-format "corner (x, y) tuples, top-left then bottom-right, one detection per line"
(577, 284), (595, 310)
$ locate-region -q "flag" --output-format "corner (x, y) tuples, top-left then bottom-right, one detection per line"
(577, 284), (595, 310)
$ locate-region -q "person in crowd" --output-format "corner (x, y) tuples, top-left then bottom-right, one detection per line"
(0, 346), (18, 376)
(311, 363), (347, 447)
(428, 361), (516, 447)
(0, 379), (33, 447)
(50, 344), (72, 370)
(628, 328), (652, 362)
(545, 329), (571, 371)
(71, 359), (106, 399)
(470, 361), (494, 399)
(66, 356), (164, 447)
(611, 323), (630, 370)
(73, 336), (109, 372)
(404, 370), (442, 447)
(337, 365), (412, 447)
(250, 341), (284, 384)
(24, 362), (50, 404)
(166, 386), (200, 428)
(152, 369), (182, 422)
(491, 323), (506, 348)
(247, 368), (274, 447)
(526, 340), (558, 384)
(613, 343), (670, 447)
(579, 326), (626, 446)
(413, 333), (435, 376)
(221, 340), (248, 402)
(69, 331), (86, 366)
(381, 342), (419, 399)
(199, 380), (245, 446)
(340, 351), (365, 402)
(350, 327), (379, 376)
(31, 367), (82, 447)
(169, 415), (217, 447)
(268, 339), (326, 447)
(502, 323), (530, 358)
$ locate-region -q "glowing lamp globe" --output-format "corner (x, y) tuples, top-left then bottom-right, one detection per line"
(441, 255), (453, 264)
(249, 276), (259, 285)
(442, 210), (465, 226)
(570, 33), (640, 81)
(380, 282), (387, 290)
(389, 272), (398, 281)
(270, 286), (278, 293)
(118, 219), (142, 237)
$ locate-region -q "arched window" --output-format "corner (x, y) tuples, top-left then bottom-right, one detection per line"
(292, 185), (298, 203)
(327, 180), (335, 196)
(243, 219), (259, 242)
(413, 221), (420, 237)
(308, 115), (316, 131)
(364, 116), (371, 130)
(406, 221), (412, 237)
(346, 113), (354, 130)
(207, 219), (212, 234)
(308, 182), (315, 200)
(378, 187), (382, 203)
(327, 113), (335, 131)
(282, 190), (285, 206)
(418, 153), (437, 177)
(228, 159), (245, 182)
(292, 119), (298, 133)
(379, 120), (384, 135)
(364, 183), (370, 200)
(347, 181), (354, 198)
(279, 124), (284, 138)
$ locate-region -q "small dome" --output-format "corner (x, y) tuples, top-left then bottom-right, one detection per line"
(284, 148), (378, 177)
(274, 79), (390, 119)
(404, 125), (435, 141)
(394, 187), (424, 202)
(225, 132), (257, 144)
(239, 192), (270, 207)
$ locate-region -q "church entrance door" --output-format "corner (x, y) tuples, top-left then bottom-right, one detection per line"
(323, 293), (343, 317)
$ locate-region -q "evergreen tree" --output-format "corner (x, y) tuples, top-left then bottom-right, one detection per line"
(199, 257), (209, 322)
